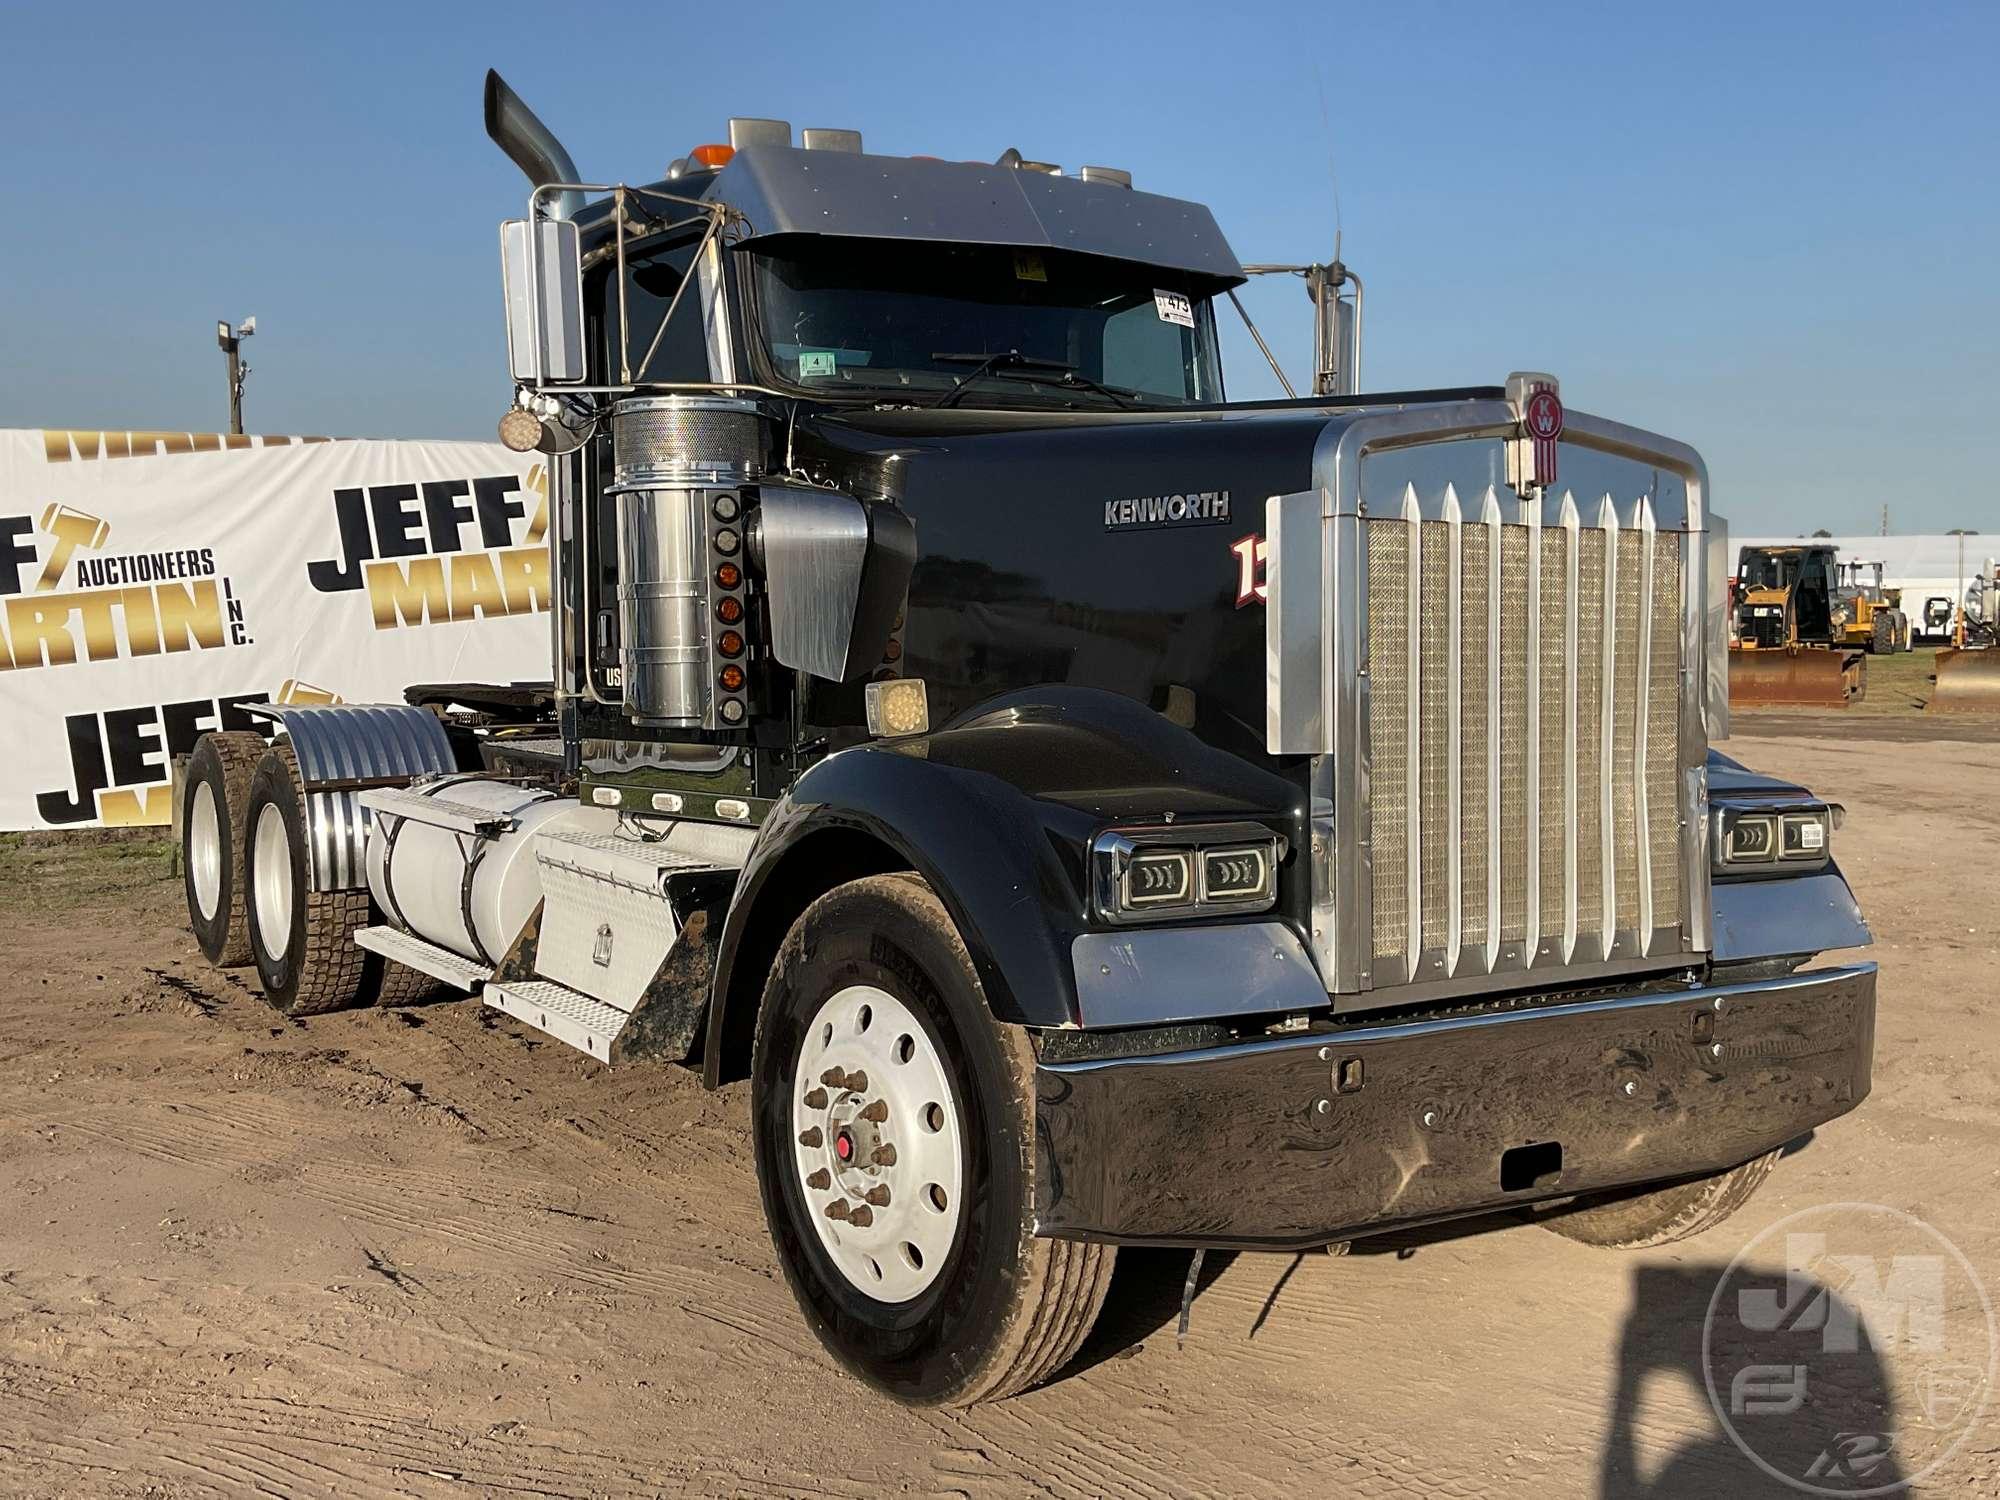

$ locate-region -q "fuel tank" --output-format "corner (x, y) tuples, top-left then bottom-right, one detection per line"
(364, 776), (576, 965)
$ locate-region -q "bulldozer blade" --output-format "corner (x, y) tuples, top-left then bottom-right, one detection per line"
(1928, 647), (2000, 713)
(1728, 647), (1866, 709)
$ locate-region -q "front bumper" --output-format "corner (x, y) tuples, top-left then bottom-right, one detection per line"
(1033, 963), (1875, 1249)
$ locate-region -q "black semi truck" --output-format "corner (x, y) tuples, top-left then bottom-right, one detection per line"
(177, 71), (1876, 1405)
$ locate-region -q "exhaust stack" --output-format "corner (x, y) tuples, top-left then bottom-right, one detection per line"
(484, 70), (583, 221)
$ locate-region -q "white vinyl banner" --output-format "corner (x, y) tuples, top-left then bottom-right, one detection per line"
(0, 428), (550, 830)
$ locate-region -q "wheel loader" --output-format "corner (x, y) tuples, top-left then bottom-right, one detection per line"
(1833, 558), (1911, 654)
(1729, 543), (1866, 707)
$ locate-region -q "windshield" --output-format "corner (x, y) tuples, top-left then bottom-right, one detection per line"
(1740, 550), (1798, 590)
(748, 239), (1224, 405)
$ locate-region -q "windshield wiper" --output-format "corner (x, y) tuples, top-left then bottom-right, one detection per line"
(930, 350), (1133, 410)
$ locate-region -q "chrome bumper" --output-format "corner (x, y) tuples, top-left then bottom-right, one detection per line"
(1033, 963), (1875, 1249)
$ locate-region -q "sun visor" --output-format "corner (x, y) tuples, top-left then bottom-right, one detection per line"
(715, 146), (1246, 285)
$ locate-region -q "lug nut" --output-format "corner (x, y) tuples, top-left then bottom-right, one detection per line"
(843, 1070), (869, 1093)
(864, 1185), (891, 1207)
(806, 1168), (831, 1191)
(825, 1199), (851, 1221)
(820, 1068), (846, 1087)
(802, 1087), (827, 1109)
(848, 1205), (874, 1228)
(799, 1127), (823, 1147)
(858, 1099), (889, 1123)
(870, 1144), (897, 1167)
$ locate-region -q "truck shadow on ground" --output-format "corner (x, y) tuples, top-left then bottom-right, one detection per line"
(1058, 1231), (1907, 1499)
(1598, 1263), (1905, 1499)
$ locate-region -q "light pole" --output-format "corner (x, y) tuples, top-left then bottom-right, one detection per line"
(216, 316), (256, 434)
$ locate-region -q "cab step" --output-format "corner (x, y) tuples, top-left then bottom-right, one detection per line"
(354, 925), (491, 992)
(485, 978), (628, 1063)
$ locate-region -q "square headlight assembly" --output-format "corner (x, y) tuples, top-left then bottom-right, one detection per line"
(1092, 823), (1282, 924)
(1714, 805), (1831, 873)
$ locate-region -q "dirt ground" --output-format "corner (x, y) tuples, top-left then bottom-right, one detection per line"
(1, 723), (1995, 1498)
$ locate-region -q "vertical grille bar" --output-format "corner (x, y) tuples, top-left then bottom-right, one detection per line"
(1612, 521), (1641, 936)
(1458, 495), (1494, 968)
(1403, 488), (1424, 982)
(1443, 487), (1463, 971)
(1633, 497), (1657, 949)
(1524, 499), (1543, 957)
(1537, 521), (1568, 953)
(1576, 520), (1607, 957)
(1648, 529), (1684, 931)
(1498, 524), (1530, 950)
(1482, 488), (1503, 972)
(1598, 497), (1622, 956)
(1559, 493), (1581, 960)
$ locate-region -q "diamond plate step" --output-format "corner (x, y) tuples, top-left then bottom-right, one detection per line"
(354, 925), (490, 991)
(486, 979), (628, 1063)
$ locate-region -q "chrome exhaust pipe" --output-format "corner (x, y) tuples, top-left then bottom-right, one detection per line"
(483, 69), (583, 221)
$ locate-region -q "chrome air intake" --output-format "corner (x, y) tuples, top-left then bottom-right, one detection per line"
(607, 396), (766, 729)
(611, 395), (763, 487)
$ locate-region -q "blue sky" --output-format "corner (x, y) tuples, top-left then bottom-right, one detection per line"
(3, 0), (1994, 534)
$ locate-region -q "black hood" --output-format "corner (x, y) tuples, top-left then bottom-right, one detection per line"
(793, 404), (1334, 765)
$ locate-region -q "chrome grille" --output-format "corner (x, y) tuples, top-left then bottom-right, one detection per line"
(1365, 488), (1686, 982)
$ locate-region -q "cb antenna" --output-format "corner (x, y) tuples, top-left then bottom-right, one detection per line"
(1314, 63), (1343, 262)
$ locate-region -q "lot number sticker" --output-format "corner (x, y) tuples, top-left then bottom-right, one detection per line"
(1154, 290), (1195, 328)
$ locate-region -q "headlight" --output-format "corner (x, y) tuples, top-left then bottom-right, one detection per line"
(1713, 803), (1833, 874)
(1091, 823), (1282, 924)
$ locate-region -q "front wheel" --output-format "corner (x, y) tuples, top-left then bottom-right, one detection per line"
(1533, 1148), (1782, 1249)
(750, 873), (1113, 1405)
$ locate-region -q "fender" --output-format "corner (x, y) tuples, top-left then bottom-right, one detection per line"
(237, 702), (458, 890)
(703, 687), (1306, 1085)
(1706, 748), (1872, 963)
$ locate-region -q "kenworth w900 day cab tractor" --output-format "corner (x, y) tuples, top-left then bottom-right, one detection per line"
(176, 71), (1877, 1406)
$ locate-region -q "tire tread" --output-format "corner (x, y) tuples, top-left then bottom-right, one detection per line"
(1539, 1148), (1782, 1250)
(186, 730), (267, 966)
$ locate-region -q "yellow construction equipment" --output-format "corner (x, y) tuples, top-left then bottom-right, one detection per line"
(1928, 567), (2000, 711)
(1729, 543), (1866, 708)
(1833, 558), (1911, 654)
(1930, 647), (2000, 712)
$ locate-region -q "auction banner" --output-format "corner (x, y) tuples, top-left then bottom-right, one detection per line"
(0, 428), (549, 830)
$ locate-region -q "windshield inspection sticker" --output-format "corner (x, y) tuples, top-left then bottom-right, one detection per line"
(798, 350), (837, 378)
(1153, 290), (1195, 328)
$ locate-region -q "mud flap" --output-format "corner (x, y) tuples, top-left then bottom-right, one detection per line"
(1728, 647), (1865, 708)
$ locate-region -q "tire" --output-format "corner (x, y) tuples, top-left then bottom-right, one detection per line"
(183, 730), (267, 966)
(1871, 613), (1895, 655)
(751, 873), (1113, 1406)
(1534, 1148), (1782, 1249)
(367, 960), (442, 1008)
(243, 745), (371, 1016)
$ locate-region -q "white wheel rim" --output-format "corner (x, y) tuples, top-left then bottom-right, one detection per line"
(189, 781), (223, 921)
(252, 802), (293, 961)
(792, 984), (964, 1303)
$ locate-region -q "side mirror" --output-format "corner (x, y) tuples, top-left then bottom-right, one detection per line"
(500, 218), (584, 384)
